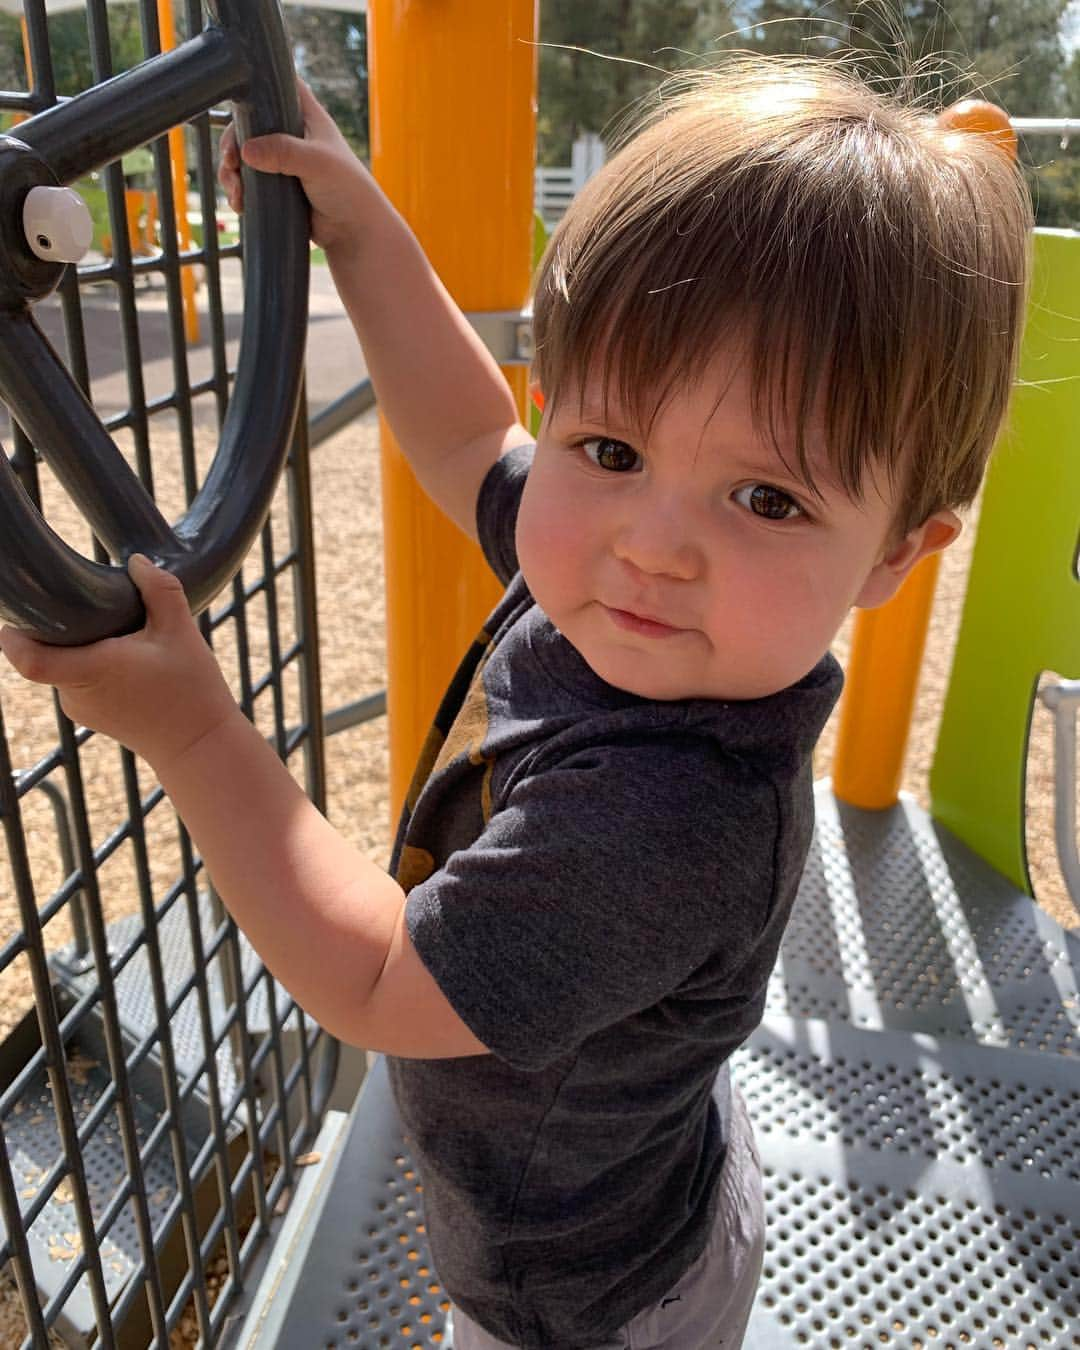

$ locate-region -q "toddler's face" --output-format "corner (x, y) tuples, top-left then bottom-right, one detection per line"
(515, 345), (958, 702)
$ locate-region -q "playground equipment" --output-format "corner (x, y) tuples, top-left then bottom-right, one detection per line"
(0, 1), (1077, 1346)
(0, 0), (309, 645)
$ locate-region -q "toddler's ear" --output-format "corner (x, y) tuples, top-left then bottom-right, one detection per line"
(854, 509), (961, 609)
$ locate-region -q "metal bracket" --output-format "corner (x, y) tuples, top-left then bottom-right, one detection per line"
(1037, 677), (1080, 908)
(464, 307), (534, 365)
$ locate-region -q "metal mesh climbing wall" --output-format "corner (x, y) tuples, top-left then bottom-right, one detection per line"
(0, 2), (335, 1344)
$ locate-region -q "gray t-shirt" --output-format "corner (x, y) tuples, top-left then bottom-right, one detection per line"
(387, 445), (842, 1348)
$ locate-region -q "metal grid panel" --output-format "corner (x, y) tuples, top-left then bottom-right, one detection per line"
(768, 785), (1080, 1054)
(0, 2), (335, 1345)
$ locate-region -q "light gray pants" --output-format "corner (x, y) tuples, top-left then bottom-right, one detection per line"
(450, 1088), (765, 1350)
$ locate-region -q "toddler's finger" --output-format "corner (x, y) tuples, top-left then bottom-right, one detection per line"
(219, 123), (239, 169)
(126, 555), (191, 633)
(296, 77), (335, 128)
(0, 624), (100, 687)
(239, 132), (309, 178)
(217, 142), (243, 213)
(0, 625), (38, 676)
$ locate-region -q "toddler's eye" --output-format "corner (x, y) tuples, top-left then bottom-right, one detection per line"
(582, 438), (641, 472)
(734, 483), (803, 521)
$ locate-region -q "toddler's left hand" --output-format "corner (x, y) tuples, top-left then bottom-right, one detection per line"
(0, 555), (240, 771)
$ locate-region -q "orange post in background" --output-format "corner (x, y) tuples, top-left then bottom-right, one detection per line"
(156, 0), (199, 344)
(832, 554), (942, 809)
(15, 16), (31, 125)
(832, 99), (1018, 810)
(368, 1), (539, 818)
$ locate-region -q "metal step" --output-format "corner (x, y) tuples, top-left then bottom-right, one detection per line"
(769, 785), (1080, 1054)
(229, 1056), (451, 1350)
(1, 891), (315, 1346)
(50, 891), (299, 1114)
(0, 994), (240, 1348)
(738, 1016), (1080, 1348)
(223, 790), (1080, 1347)
(229, 1017), (1080, 1349)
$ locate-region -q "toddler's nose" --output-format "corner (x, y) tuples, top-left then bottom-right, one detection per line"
(612, 509), (700, 580)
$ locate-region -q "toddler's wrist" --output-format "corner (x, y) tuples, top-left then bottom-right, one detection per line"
(146, 697), (246, 784)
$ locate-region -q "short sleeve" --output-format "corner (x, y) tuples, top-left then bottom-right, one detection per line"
(403, 737), (778, 1070)
(475, 443), (535, 585)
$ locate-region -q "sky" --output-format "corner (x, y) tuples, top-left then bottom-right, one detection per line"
(1065, 0), (1080, 56)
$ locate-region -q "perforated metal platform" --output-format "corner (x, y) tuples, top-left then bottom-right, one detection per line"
(769, 786), (1080, 1054)
(233, 1055), (451, 1350)
(234, 1021), (1080, 1350)
(735, 1016), (1080, 1348)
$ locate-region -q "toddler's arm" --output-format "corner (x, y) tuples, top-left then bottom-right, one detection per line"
(0, 558), (488, 1060)
(220, 82), (531, 539)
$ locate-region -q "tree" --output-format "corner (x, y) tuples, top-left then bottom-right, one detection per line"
(286, 5), (368, 157)
(0, 2), (145, 98)
(537, 2), (1078, 223)
(0, 13), (22, 95)
(0, 4), (368, 156)
(537, 0), (738, 163)
(849, 0), (1072, 114)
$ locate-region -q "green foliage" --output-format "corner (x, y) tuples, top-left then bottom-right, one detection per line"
(286, 5), (368, 157)
(1024, 140), (1080, 228)
(32, 4), (146, 93)
(75, 177), (110, 252)
(537, 1), (1080, 226)
(537, 0), (738, 163)
(0, 13), (22, 91)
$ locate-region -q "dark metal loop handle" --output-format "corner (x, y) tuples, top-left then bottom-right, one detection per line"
(0, 0), (309, 645)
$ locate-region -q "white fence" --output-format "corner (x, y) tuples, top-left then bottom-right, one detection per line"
(535, 131), (606, 224)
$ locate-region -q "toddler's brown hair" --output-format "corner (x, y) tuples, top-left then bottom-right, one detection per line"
(532, 55), (1033, 536)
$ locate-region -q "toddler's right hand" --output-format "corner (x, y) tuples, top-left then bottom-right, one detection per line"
(218, 79), (378, 251)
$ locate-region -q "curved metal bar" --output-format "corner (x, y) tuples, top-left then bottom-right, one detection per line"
(14, 27), (250, 186)
(0, 310), (176, 555)
(0, 447), (144, 638)
(166, 0), (309, 616)
(1038, 679), (1080, 909)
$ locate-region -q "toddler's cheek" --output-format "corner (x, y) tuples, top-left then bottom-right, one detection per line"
(517, 501), (581, 595)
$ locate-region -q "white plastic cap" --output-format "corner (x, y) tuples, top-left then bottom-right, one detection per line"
(23, 185), (94, 264)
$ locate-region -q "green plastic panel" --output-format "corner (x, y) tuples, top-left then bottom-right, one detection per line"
(931, 230), (1080, 893)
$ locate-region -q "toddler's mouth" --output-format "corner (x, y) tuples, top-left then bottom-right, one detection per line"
(603, 606), (685, 639)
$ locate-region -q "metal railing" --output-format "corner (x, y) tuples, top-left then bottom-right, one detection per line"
(1039, 679), (1080, 909)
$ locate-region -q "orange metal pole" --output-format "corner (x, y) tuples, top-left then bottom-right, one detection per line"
(368, 1), (538, 818)
(832, 554), (941, 809)
(14, 16), (32, 125)
(156, 0), (199, 344)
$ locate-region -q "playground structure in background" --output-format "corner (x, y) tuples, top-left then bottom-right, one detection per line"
(0, 1), (1077, 1346)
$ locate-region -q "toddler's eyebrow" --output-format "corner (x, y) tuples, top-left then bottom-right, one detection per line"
(729, 444), (844, 499)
